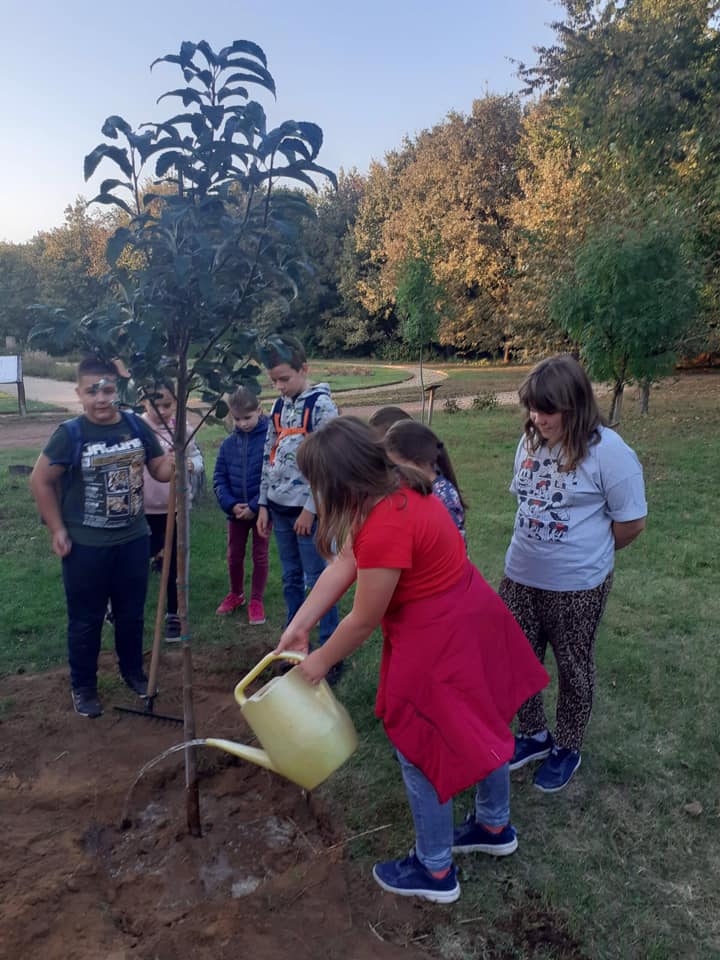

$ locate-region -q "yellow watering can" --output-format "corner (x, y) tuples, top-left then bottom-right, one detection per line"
(205, 652), (358, 790)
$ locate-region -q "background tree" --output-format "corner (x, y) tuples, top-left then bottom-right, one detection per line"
(352, 95), (523, 358)
(31, 39), (334, 834)
(0, 242), (42, 345)
(395, 246), (450, 419)
(551, 212), (701, 421)
(518, 0), (720, 362)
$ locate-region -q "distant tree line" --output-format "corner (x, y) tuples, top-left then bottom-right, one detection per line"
(3, 1), (718, 392)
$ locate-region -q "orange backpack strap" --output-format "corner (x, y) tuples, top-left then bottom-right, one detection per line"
(268, 393), (321, 465)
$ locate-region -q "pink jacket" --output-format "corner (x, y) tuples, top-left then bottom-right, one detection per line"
(141, 415), (203, 515)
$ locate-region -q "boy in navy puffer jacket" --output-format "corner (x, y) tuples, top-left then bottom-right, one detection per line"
(213, 388), (269, 624)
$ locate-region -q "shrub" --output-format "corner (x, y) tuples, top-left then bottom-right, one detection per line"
(443, 396), (461, 414)
(21, 351), (76, 381)
(471, 391), (498, 411)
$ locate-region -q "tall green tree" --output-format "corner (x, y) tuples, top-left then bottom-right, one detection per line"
(31, 39), (334, 834)
(551, 213), (700, 420)
(518, 0), (720, 358)
(395, 246), (449, 419)
(0, 242), (42, 345)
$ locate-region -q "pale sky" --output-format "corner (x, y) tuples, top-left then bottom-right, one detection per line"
(3, 0), (559, 243)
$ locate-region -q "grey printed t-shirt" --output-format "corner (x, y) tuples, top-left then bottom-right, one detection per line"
(504, 426), (647, 591)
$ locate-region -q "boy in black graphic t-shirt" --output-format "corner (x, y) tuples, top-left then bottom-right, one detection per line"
(30, 358), (173, 718)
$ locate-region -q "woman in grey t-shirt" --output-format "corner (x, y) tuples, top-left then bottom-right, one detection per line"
(500, 355), (647, 793)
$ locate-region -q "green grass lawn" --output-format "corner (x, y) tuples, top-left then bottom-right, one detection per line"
(0, 390), (63, 414)
(258, 359), (412, 396)
(1, 374), (718, 958)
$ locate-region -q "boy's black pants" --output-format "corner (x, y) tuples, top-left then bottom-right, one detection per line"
(62, 537), (150, 691)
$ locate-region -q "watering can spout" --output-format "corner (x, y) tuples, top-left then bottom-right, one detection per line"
(202, 652), (358, 791)
(204, 737), (278, 774)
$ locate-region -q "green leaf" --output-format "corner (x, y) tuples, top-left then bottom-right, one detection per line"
(90, 192), (134, 216)
(106, 227), (133, 265)
(84, 143), (133, 180)
(155, 151), (184, 178)
(179, 41), (197, 66)
(200, 104), (224, 129)
(99, 178), (134, 195)
(218, 40), (267, 67)
(223, 60), (276, 94)
(295, 122), (324, 157)
(157, 87), (205, 108)
(216, 84), (249, 102)
(196, 41), (218, 67)
(101, 115), (133, 139)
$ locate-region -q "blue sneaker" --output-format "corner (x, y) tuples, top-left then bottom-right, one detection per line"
(509, 731), (553, 771)
(452, 816), (518, 856)
(533, 747), (581, 793)
(372, 851), (460, 903)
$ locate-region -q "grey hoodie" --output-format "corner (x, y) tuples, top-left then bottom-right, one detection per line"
(258, 382), (337, 512)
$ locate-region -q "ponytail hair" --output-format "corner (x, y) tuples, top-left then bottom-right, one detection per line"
(296, 417), (431, 557)
(384, 420), (467, 510)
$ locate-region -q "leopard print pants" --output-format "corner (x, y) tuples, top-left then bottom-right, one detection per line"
(499, 573), (614, 752)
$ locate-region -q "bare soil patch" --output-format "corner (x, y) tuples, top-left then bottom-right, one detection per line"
(0, 646), (427, 960)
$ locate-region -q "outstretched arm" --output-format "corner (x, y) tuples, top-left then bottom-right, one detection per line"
(275, 548), (358, 655)
(278, 565), (401, 685)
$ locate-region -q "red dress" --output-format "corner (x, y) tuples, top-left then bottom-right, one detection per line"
(353, 489), (549, 804)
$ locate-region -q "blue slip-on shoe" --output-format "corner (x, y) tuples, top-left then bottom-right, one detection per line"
(533, 747), (582, 793)
(509, 731), (553, 771)
(372, 851), (460, 904)
(452, 816), (518, 856)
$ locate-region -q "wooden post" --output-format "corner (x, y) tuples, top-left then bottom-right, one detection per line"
(425, 384), (439, 426)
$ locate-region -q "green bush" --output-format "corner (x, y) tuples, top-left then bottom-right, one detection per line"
(471, 390), (498, 411)
(21, 351), (76, 381)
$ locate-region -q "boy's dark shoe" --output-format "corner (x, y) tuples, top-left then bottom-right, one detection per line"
(165, 613), (181, 642)
(72, 688), (103, 718)
(122, 672), (149, 698)
(372, 851), (460, 904)
(509, 731), (553, 771)
(533, 747), (582, 793)
(452, 816), (518, 856)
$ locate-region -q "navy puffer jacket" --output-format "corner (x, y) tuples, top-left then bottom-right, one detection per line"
(213, 415), (269, 517)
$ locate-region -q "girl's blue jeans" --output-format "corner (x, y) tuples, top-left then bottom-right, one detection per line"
(397, 751), (511, 872)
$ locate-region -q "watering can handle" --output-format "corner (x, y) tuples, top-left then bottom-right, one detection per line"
(234, 651), (305, 705)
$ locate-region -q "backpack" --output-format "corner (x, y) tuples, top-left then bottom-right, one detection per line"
(269, 393), (322, 465)
(62, 410), (144, 470)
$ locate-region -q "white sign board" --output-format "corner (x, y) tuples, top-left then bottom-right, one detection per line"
(0, 355), (21, 383)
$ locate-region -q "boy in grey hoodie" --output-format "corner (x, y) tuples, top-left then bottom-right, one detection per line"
(256, 338), (341, 682)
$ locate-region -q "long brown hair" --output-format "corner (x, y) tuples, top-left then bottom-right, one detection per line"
(296, 417), (431, 557)
(518, 355), (604, 470)
(384, 420), (467, 510)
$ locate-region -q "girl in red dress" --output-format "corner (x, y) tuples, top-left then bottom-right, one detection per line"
(275, 417), (548, 903)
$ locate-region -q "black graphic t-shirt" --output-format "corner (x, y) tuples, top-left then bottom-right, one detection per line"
(44, 415), (163, 546)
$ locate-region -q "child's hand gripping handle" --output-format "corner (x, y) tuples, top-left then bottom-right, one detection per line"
(233, 651), (305, 706)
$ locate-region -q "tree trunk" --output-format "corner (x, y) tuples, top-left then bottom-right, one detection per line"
(174, 357), (202, 838)
(639, 380), (650, 416)
(419, 348), (426, 423)
(502, 343), (511, 364)
(608, 381), (625, 425)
